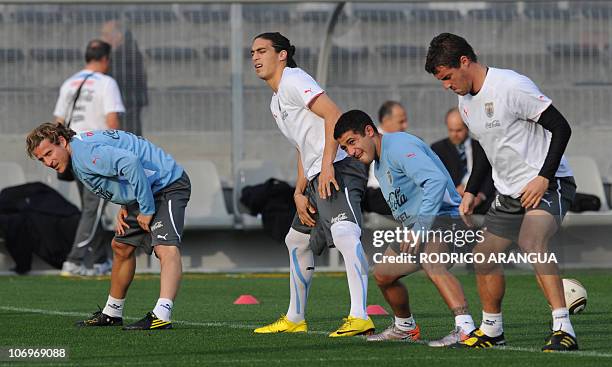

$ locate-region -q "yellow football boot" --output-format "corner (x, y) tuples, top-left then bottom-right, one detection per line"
(329, 316), (375, 337)
(254, 315), (307, 333)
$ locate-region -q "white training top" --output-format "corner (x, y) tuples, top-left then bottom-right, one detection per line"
(270, 67), (346, 180)
(53, 69), (125, 134)
(458, 67), (572, 198)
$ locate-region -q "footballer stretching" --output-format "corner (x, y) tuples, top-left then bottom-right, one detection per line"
(27, 122), (190, 331)
(335, 110), (478, 346)
(425, 33), (578, 352)
(251, 32), (374, 337)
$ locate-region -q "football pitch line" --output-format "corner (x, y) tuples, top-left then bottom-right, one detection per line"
(1, 305), (611, 359)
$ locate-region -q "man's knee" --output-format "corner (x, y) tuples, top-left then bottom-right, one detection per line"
(421, 261), (451, 276)
(373, 270), (399, 288)
(518, 238), (549, 253)
(330, 221), (361, 252)
(473, 259), (503, 275)
(285, 228), (310, 250)
(153, 245), (181, 261)
(112, 240), (135, 259)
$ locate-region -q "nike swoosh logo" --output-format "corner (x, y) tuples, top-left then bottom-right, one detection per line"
(335, 329), (362, 335)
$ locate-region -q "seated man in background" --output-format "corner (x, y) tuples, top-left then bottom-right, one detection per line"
(363, 101), (409, 215)
(27, 122), (190, 330)
(431, 107), (494, 215)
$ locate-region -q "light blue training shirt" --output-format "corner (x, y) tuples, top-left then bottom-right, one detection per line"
(69, 129), (183, 215)
(374, 132), (461, 231)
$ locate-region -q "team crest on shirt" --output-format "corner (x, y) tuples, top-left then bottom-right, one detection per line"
(386, 170), (393, 185)
(102, 129), (120, 139)
(484, 102), (494, 118)
(280, 110), (288, 121)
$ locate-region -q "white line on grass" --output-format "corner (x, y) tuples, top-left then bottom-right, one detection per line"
(1, 305), (611, 359)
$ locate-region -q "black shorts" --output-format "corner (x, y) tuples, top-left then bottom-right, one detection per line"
(388, 215), (471, 255)
(291, 157), (368, 255)
(114, 172), (191, 254)
(484, 176), (576, 242)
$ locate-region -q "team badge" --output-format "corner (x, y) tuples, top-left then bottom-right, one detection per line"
(484, 102), (494, 118)
(102, 129), (120, 139)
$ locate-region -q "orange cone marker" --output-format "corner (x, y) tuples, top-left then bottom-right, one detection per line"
(367, 304), (389, 315)
(234, 295), (260, 305)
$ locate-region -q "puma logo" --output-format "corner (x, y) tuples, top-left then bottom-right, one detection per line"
(540, 198), (552, 207)
(157, 233), (168, 240)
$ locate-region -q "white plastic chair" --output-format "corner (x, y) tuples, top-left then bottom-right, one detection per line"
(181, 160), (234, 229)
(563, 156), (612, 227)
(0, 162), (26, 192)
(566, 156), (608, 210)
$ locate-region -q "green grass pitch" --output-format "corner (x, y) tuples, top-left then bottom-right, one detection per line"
(0, 270), (610, 366)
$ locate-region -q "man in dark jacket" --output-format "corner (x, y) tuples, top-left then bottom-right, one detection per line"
(102, 21), (148, 136)
(431, 107), (494, 214)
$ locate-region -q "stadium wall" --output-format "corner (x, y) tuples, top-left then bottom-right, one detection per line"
(0, 1), (611, 272)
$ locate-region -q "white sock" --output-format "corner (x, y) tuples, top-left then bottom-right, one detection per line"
(552, 308), (575, 337)
(455, 314), (476, 334)
(480, 311), (503, 337)
(395, 316), (416, 331)
(102, 295), (124, 318)
(285, 230), (313, 323)
(153, 298), (173, 322)
(332, 221), (369, 320)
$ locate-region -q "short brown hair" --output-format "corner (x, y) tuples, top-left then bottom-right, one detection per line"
(26, 122), (76, 159)
(425, 33), (477, 75)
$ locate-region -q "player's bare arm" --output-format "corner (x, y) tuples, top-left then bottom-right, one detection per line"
(461, 141), (492, 216)
(115, 205), (129, 236)
(105, 112), (121, 130)
(309, 93), (342, 199)
(294, 149), (316, 227)
(519, 176), (549, 209)
(520, 105), (571, 209)
(136, 213), (152, 232)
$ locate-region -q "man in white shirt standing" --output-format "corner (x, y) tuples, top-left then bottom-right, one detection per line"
(425, 33), (578, 352)
(54, 39), (125, 276)
(250, 32), (374, 337)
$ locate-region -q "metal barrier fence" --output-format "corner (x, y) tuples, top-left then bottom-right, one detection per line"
(0, 1), (611, 183)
